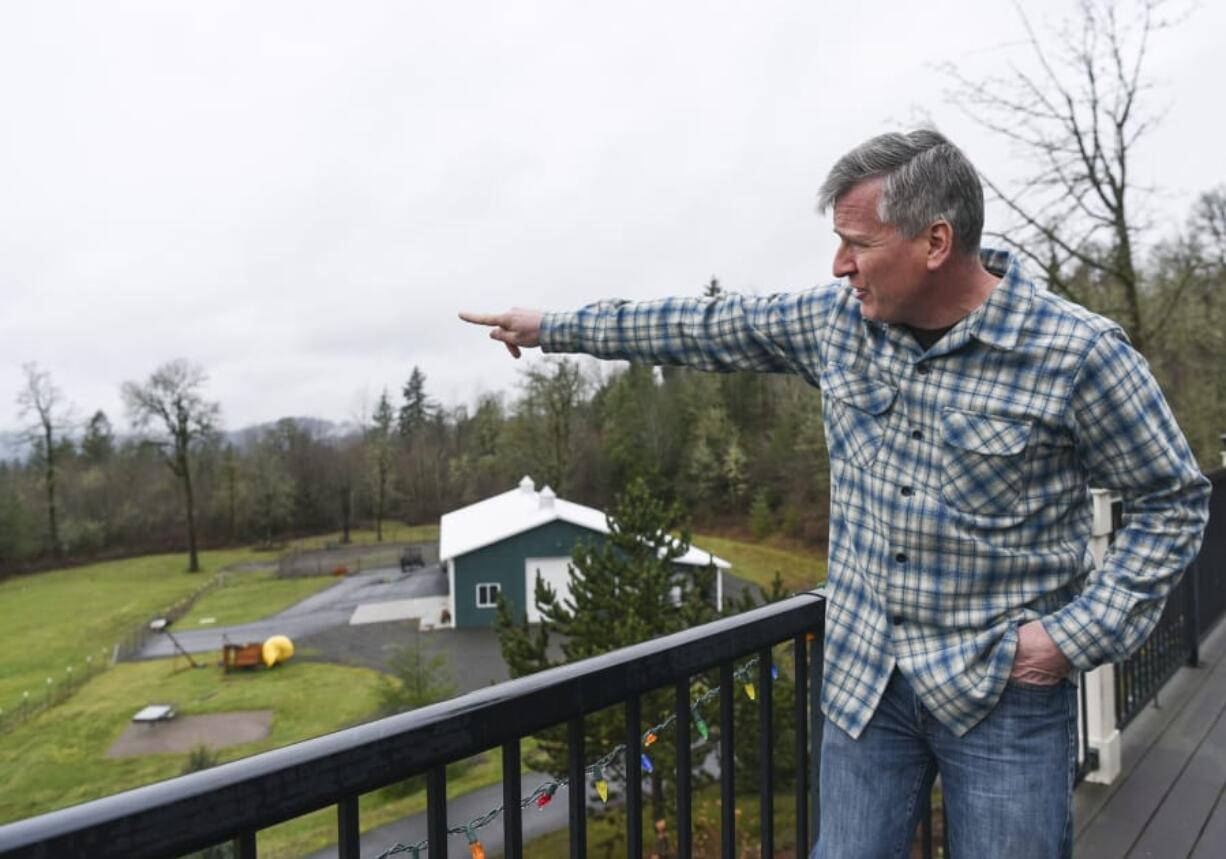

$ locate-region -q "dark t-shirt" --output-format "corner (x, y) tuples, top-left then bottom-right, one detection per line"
(907, 324), (954, 352)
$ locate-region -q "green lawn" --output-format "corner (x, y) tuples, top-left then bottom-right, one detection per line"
(0, 548), (268, 710)
(0, 655), (384, 826)
(176, 567), (340, 629)
(694, 534), (826, 594)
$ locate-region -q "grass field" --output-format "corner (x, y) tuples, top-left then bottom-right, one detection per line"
(176, 567), (340, 628)
(0, 548), (270, 710)
(0, 647), (519, 859)
(693, 534), (826, 594)
(0, 655), (384, 826)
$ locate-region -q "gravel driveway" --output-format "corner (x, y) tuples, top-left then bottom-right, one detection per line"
(132, 565), (447, 660)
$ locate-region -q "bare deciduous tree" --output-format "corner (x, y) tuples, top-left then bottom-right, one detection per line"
(121, 359), (220, 572)
(945, 0), (1185, 353)
(519, 358), (586, 494)
(16, 362), (69, 557)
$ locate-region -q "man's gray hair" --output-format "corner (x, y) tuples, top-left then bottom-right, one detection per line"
(817, 129), (984, 256)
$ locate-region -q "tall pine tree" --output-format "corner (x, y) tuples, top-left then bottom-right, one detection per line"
(496, 477), (720, 822)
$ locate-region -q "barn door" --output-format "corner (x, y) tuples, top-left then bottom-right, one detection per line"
(524, 557), (573, 623)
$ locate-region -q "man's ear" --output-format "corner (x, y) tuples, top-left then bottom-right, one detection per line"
(925, 220), (954, 271)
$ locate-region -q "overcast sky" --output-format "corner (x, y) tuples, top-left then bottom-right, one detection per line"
(2, 0), (1222, 435)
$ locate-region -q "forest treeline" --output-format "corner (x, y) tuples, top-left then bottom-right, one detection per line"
(0, 348), (834, 573)
(2, 185), (1224, 574)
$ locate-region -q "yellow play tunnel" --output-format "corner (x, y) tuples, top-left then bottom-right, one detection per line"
(261, 635), (295, 668)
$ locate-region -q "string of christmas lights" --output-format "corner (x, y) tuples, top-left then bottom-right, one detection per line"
(374, 655), (780, 859)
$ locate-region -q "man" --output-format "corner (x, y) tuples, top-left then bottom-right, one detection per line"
(460, 129), (1210, 857)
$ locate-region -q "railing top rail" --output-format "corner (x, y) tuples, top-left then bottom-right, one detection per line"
(0, 591), (825, 859)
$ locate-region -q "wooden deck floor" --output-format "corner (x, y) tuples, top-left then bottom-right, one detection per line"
(1074, 615), (1226, 858)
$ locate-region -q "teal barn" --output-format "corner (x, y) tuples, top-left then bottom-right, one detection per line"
(439, 476), (730, 629)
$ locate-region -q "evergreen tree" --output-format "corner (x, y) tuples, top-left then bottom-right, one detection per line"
(495, 477), (720, 821)
(81, 410), (115, 465)
(749, 489), (773, 541)
(367, 389), (396, 541)
(398, 366), (435, 438)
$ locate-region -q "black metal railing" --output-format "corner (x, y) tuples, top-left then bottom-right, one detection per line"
(1114, 573), (1196, 728)
(9, 469), (1221, 858)
(0, 592), (826, 859)
(1113, 468), (1226, 728)
(1195, 468), (1226, 641)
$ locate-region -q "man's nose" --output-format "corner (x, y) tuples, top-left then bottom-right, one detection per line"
(833, 245), (855, 278)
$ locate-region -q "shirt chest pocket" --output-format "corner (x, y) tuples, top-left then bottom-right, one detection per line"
(940, 409), (1033, 518)
(820, 365), (897, 469)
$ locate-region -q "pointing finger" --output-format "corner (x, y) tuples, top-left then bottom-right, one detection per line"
(459, 311), (504, 327)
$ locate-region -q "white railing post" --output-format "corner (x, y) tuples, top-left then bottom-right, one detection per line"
(1082, 488), (1122, 784)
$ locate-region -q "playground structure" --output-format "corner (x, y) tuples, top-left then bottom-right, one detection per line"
(222, 635), (294, 672)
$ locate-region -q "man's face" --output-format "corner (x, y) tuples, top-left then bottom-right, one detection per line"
(831, 177), (930, 325)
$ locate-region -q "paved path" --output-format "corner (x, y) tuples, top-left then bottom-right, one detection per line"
(301, 772), (573, 859)
(133, 566), (447, 660)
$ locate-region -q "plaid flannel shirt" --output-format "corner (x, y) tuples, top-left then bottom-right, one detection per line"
(540, 249), (1211, 737)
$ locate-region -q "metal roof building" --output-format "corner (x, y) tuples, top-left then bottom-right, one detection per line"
(439, 476), (730, 628)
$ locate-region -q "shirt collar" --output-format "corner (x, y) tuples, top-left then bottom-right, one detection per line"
(963, 248), (1034, 351)
(857, 248), (1036, 352)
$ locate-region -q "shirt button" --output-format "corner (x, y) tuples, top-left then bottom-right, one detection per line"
(895, 552), (908, 563)
(916, 364), (930, 375)
(892, 615), (904, 626)
(911, 429), (923, 440)
(900, 486), (913, 497)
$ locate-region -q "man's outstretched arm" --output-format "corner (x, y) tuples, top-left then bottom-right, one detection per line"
(461, 289), (833, 381)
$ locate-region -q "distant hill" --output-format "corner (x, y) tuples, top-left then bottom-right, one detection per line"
(222, 417), (361, 451)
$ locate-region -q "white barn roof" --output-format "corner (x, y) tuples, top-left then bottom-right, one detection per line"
(439, 476), (731, 569)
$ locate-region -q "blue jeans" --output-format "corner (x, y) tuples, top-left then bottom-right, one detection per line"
(811, 669), (1077, 858)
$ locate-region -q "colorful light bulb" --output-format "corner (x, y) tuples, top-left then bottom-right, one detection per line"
(594, 766), (608, 803)
(693, 709), (709, 740)
(465, 828), (485, 859)
(536, 784), (557, 809)
(771, 664), (779, 680)
(641, 752), (654, 773)
(644, 730), (657, 747)
(744, 681), (757, 701)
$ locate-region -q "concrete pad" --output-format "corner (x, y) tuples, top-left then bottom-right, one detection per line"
(106, 711), (273, 757)
(348, 597), (450, 627)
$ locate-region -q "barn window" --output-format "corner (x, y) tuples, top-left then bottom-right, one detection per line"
(476, 583), (501, 608)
